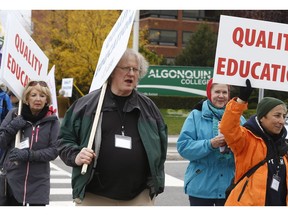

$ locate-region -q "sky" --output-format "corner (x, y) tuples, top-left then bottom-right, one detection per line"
(2, 0), (287, 10)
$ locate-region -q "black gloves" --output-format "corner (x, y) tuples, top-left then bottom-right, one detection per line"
(6, 115), (27, 135)
(239, 79), (254, 102)
(9, 148), (30, 162)
(9, 148), (41, 162)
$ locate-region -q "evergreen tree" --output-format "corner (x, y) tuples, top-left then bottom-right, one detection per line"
(175, 23), (217, 67)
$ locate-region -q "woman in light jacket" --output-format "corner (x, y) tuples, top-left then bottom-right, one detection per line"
(177, 78), (246, 206)
(0, 80), (60, 206)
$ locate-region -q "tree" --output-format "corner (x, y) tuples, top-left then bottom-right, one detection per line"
(138, 26), (165, 65)
(32, 10), (122, 95)
(174, 23), (217, 67)
(32, 10), (163, 96)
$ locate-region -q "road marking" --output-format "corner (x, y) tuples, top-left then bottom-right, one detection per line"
(50, 178), (71, 183)
(165, 160), (188, 163)
(50, 162), (71, 177)
(165, 174), (183, 187)
(49, 201), (75, 206)
(50, 188), (72, 195)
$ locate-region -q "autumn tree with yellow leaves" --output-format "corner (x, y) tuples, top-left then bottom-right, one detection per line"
(32, 10), (123, 95)
(32, 10), (164, 97)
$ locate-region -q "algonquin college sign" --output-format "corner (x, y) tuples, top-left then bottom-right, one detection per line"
(137, 66), (212, 97)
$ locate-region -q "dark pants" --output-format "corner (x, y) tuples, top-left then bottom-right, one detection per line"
(6, 185), (46, 206)
(189, 196), (226, 206)
(7, 196), (45, 206)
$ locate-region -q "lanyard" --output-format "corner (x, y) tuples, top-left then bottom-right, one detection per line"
(116, 106), (127, 136)
(113, 94), (129, 136)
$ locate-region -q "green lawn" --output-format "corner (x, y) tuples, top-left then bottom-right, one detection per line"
(161, 108), (256, 135)
(160, 109), (190, 135)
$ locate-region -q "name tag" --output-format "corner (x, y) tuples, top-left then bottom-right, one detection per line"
(270, 174), (281, 191)
(19, 137), (29, 149)
(115, 134), (132, 149)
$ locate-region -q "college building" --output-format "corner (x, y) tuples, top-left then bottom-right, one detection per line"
(139, 10), (220, 64)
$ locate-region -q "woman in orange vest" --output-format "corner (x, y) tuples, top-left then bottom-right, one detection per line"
(220, 79), (288, 206)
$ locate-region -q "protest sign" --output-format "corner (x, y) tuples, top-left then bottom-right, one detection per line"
(47, 65), (57, 115)
(61, 78), (73, 97)
(0, 13), (48, 99)
(213, 15), (288, 92)
(89, 10), (136, 92)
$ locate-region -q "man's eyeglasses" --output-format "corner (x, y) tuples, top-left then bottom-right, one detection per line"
(116, 66), (139, 73)
(28, 81), (48, 87)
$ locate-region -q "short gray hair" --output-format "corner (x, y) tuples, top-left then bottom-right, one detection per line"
(118, 48), (149, 79)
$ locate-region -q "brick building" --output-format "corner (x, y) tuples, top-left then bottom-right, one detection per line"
(139, 10), (220, 64)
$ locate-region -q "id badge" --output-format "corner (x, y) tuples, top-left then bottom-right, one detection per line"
(19, 137), (30, 149)
(270, 174), (281, 191)
(115, 134), (132, 150)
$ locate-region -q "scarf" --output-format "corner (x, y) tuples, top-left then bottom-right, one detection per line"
(207, 100), (225, 137)
(207, 101), (232, 157)
(21, 104), (49, 123)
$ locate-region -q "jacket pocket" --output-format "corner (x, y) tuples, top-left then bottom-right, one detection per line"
(237, 179), (249, 202)
(184, 164), (205, 193)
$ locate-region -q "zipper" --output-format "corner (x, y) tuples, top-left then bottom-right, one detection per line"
(237, 179), (249, 202)
(35, 125), (40, 143)
(22, 125), (35, 205)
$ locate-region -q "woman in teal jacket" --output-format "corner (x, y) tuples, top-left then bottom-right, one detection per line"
(57, 49), (167, 206)
(177, 79), (246, 206)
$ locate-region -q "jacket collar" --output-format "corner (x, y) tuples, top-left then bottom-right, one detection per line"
(103, 87), (140, 112)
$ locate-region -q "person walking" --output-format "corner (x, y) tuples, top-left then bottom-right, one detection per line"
(56, 88), (70, 123)
(220, 79), (288, 206)
(57, 48), (168, 206)
(0, 83), (13, 123)
(0, 80), (60, 206)
(177, 78), (246, 206)
(0, 84), (13, 160)
(7, 90), (19, 108)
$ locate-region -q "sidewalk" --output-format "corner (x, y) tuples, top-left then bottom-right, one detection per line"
(167, 135), (184, 160)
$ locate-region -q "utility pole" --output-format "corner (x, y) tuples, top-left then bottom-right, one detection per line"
(258, 88), (264, 102)
(133, 10), (139, 52)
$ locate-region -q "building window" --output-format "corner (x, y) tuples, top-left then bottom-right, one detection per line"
(182, 31), (193, 47)
(140, 10), (178, 19)
(149, 29), (177, 46)
(165, 57), (175, 65)
(182, 10), (205, 20)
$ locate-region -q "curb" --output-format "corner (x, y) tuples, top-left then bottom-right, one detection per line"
(166, 152), (184, 160)
(167, 135), (185, 160)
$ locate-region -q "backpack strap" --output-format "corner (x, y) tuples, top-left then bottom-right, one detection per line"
(226, 156), (269, 199)
(234, 150), (274, 186)
(235, 158), (267, 185)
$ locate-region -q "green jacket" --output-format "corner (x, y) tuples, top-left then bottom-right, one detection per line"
(58, 87), (168, 202)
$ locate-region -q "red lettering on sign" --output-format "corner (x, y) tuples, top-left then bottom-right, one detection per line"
(216, 57), (226, 75)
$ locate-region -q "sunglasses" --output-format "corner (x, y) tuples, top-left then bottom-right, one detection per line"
(28, 81), (48, 87)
